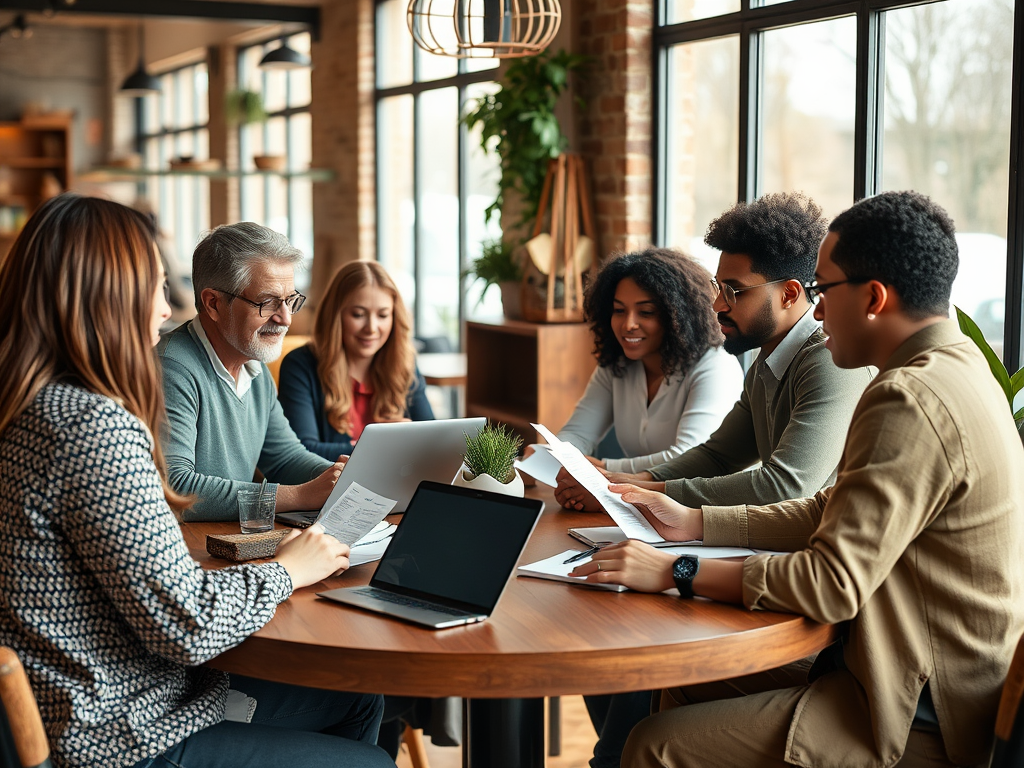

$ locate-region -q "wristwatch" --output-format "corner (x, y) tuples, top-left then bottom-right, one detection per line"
(672, 555), (700, 599)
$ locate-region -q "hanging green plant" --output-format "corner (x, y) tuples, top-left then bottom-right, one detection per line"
(462, 49), (587, 228)
(225, 89), (268, 127)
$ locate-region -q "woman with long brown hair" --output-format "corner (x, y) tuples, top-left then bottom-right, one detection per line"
(0, 194), (391, 768)
(278, 260), (433, 460)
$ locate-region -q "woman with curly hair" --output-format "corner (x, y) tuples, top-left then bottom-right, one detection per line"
(555, 247), (743, 472)
(278, 261), (433, 461)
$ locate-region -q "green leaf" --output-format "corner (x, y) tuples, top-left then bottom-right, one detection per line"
(955, 305), (1011, 403)
(1010, 367), (1024, 398)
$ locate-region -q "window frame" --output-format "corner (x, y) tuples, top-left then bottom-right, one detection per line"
(236, 32), (313, 255)
(374, 0), (498, 350)
(135, 59), (210, 269)
(653, 0), (1024, 371)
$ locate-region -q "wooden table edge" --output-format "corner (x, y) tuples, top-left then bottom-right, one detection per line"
(209, 616), (836, 698)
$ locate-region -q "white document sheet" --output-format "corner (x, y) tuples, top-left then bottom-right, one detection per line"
(349, 535), (393, 567)
(517, 549), (628, 592)
(514, 444), (562, 487)
(317, 482), (398, 546)
(532, 423), (664, 544)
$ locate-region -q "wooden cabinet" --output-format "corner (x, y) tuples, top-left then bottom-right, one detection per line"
(0, 116), (73, 259)
(465, 318), (597, 444)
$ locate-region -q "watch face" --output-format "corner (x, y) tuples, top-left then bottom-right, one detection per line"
(674, 555), (699, 581)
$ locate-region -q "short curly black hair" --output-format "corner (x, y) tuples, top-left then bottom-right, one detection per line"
(705, 192), (827, 285)
(585, 247), (721, 378)
(828, 191), (957, 320)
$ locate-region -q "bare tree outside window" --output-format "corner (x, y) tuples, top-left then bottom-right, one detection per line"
(882, 0), (1014, 357)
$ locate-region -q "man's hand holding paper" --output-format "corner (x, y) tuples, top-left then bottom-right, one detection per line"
(532, 423), (665, 544)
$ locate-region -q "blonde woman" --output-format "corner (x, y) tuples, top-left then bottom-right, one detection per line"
(278, 261), (433, 461)
(0, 194), (390, 768)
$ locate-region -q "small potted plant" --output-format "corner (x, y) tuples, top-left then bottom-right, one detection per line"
(467, 237), (523, 319)
(453, 423), (525, 497)
(225, 89), (284, 172)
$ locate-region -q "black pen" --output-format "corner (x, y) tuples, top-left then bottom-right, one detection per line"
(563, 546), (601, 564)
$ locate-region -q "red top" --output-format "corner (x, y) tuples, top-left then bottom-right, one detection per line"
(348, 378), (374, 441)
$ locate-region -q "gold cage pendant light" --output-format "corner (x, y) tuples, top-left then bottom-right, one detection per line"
(407, 0), (561, 59)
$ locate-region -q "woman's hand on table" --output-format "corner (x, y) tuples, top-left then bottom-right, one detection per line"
(570, 540), (676, 592)
(274, 524), (351, 589)
(609, 483), (704, 542)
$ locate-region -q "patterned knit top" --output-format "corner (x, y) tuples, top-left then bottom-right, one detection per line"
(0, 383), (294, 768)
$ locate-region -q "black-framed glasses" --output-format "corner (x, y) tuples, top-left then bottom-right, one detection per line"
(217, 289), (306, 317)
(803, 278), (870, 303)
(710, 277), (790, 308)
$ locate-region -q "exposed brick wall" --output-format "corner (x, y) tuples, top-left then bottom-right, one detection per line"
(308, 0), (377, 306)
(574, 0), (655, 255)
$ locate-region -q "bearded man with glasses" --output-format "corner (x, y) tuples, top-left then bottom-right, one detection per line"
(557, 191), (873, 513)
(158, 222), (346, 522)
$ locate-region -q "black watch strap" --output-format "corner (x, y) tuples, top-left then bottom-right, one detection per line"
(672, 555), (700, 599)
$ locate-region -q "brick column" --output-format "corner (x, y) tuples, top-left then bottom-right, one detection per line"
(575, 0), (654, 255)
(309, 0), (377, 306)
(207, 44), (240, 227)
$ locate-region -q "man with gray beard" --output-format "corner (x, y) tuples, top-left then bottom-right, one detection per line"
(159, 222), (343, 521)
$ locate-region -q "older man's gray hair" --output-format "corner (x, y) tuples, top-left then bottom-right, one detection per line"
(192, 222), (303, 310)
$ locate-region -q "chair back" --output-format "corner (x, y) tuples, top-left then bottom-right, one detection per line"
(266, 334), (312, 387)
(0, 647), (51, 768)
(993, 632), (1024, 767)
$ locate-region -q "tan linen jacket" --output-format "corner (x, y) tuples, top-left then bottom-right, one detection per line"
(702, 320), (1024, 768)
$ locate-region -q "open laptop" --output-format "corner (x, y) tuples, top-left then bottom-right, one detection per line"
(276, 417), (486, 528)
(318, 481), (543, 629)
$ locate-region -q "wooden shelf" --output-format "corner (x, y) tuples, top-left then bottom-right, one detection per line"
(465, 318), (596, 445)
(80, 167), (335, 182)
(0, 157), (66, 169)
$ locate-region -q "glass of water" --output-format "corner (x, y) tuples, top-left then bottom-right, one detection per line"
(237, 488), (275, 534)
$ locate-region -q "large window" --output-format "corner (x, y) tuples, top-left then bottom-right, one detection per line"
(139, 61), (210, 271)
(238, 33), (314, 291)
(375, 0), (500, 349)
(656, 0), (1022, 366)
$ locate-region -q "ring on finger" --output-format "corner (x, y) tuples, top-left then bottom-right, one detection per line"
(597, 562), (603, 572)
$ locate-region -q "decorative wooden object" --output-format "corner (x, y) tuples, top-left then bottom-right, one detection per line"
(521, 153), (597, 323)
(407, 0), (561, 59)
(464, 318), (596, 445)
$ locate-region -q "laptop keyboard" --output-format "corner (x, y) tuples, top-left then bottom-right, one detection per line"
(362, 587), (470, 617)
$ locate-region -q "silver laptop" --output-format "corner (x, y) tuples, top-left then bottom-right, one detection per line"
(318, 481), (543, 629)
(277, 417), (486, 527)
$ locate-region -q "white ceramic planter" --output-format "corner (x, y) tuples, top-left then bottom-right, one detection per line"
(452, 464), (525, 498)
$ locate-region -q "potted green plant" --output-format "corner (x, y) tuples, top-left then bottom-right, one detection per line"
(466, 237), (523, 318)
(462, 49), (587, 229)
(225, 89), (284, 171)
(453, 423), (525, 497)
(956, 305), (1024, 442)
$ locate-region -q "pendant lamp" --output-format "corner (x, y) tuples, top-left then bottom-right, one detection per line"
(407, 0), (561, 59)
(120, 23), (160, 96)
(259, 41), (312, 70)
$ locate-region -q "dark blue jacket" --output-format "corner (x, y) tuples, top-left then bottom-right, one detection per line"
(277, 344), (434, 461)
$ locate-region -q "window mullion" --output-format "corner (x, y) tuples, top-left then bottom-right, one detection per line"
(853, 3), (884, 201)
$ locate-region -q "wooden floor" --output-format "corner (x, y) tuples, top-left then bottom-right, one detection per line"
(395, 695), (597, 768)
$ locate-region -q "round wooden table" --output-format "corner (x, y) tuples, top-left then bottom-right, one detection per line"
(182, 486), (835, 767)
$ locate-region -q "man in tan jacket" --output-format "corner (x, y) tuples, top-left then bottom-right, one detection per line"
(573, 191), (1024, 767)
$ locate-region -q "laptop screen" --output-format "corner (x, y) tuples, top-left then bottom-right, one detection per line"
(370, 481), (543, 612)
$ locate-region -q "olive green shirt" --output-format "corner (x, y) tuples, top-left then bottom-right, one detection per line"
(703, 320), (1024, 767)
(648, 310), (873, 506)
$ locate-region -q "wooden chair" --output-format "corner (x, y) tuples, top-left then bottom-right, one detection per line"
(401, 725), (430, 768)
(992, 632), (1024, 767)
(0, 647), (51, 768)
(266, 334), (311, 387)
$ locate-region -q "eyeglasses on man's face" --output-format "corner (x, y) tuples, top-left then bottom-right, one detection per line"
(803, 278), (870, 304)
(710, 277), (791, 308)
(217, 289), (306, 317)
